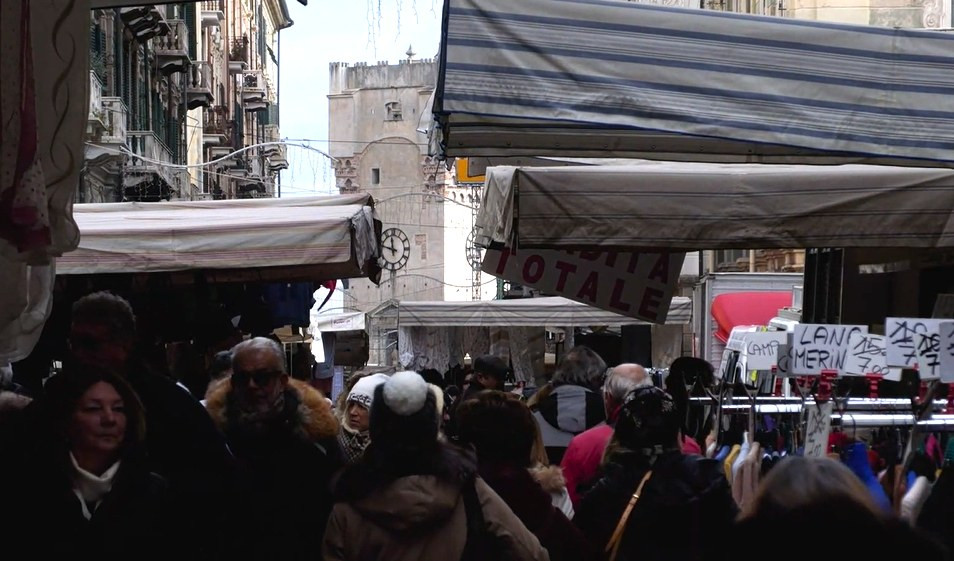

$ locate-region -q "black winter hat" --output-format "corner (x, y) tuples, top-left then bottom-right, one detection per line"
(370, 371), (440, 454)
(614, 386), (681, 458)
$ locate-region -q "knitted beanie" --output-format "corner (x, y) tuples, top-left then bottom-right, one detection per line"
(346, 373), (389, 410)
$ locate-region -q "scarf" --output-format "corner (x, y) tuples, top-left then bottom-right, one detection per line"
(69, 453), (121, 520)
(338, 424), (371, 464)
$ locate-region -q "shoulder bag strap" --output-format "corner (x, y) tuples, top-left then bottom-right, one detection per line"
(460, 478), (486, 561)
(605, 470), (653, 561)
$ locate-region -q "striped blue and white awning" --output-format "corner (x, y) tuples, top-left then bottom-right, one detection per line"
(434, 0), (954, 165)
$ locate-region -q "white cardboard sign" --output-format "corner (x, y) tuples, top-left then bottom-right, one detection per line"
(843, 333), (901, 381)
(775, 343), (794, 377)
(804, 402), (834, 458)
(482, 247), (684, 323)
(791, 324), (868, 375)
(742, 331), (789, 371)
(886, 318), (944, 369)
(937, 321), (954, 383)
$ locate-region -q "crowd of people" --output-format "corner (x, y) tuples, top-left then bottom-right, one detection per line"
(0, 290), (949, 560)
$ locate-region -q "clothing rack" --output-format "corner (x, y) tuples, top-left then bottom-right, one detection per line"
(690, 396), (948, 413)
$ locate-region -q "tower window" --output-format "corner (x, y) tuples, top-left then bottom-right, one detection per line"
(371, 168), (381, 185)
(385, 101), (403, 121)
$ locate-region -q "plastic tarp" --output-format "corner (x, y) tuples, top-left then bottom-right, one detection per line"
(711, 292), (793, 343)
(395, 296), (691, 327)
(475, 163), (954, 251)
(434, 0), (954, 165)
(57, 194), (381, 281)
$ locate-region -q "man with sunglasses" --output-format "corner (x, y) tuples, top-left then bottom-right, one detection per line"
(206, 337), (342, 559)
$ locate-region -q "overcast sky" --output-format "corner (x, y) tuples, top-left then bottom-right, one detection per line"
(277, 1), (443, 197)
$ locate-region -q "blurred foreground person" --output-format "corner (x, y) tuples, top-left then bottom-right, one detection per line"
(575, 386), (736, 561)
(2, 366), (175, 559)
(207, 337), (342, 560)
(735, 457), (948, 561)
(323, 371), (550, 561)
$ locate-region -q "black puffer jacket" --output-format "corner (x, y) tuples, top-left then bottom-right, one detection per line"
(574, 451), (737, 561)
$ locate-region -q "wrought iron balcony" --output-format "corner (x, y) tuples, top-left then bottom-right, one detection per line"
(126, 130), (176, 190)
(156, 19), (190, 74)
(229, 38), (249, 74)
(186, 61), (214, 109)
(203, 107), (233, 146)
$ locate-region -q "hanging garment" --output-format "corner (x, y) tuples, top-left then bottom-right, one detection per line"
(723, 445), (741, 484)
(843, 441), (893, 513)
(917, 464), (954, 553)
(900, 475), (932, 523)
(0, 0), (50, 259)
(737, 442), (761, 511)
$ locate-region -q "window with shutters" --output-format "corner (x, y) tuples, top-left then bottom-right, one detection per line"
(385, 101), (403, 121)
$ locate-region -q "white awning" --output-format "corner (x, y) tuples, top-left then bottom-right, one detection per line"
(58, 194), (381, 281)
(476, 163), (954, 250)
(394, 296), (691, 327)
(434, 0), (954, 165)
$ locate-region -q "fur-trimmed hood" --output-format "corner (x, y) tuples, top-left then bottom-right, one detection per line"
(205, 378), (338, 443)
(529, 464), (568, 495)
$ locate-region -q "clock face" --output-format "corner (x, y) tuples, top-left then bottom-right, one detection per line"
(466, 229), (484, 271)
(380, 227), (410, 271)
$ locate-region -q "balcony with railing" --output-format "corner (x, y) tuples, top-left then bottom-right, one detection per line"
(156, 19), (190, 74)
(203, 107), (235, 148)
(88, 71), (106, 135)
(186, 61), (214, 109)
(101, 98), (128, 146)
(201, 0), (225, 28)
(126, 131), (177, 191)
(229, 37), (249, 74)
(241, 70), (268, 110)
(119, 6), (170, 42)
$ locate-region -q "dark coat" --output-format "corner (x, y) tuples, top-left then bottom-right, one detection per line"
(533, 384), (606, 465)
(1, 454), (175, 560)
(575, 451), (737, 561)
(50, 364), (234, 558)
(3, 365), (234, 559)
(206, 378), (342, 560)
(479, 461), (595, 561)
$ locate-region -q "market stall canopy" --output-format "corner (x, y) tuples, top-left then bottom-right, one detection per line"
(475, 163), (954, 251)
(434, 0), (954, 166)
(393, 296), (691, 327)
(58, 194), (382, 282)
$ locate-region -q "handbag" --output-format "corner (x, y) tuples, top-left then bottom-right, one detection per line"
(605, 470), (653, 561)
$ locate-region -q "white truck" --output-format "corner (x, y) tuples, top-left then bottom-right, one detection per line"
(693, 272), (802, 373)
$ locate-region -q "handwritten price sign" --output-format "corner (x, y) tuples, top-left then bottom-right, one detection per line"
(886, 318), (944, 369)
(804, 402), (834, 458)
(937, 321), (954, 383)
(843, 333), (901, 381)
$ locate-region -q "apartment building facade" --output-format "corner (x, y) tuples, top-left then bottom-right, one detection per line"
(83, 1), (291, 203)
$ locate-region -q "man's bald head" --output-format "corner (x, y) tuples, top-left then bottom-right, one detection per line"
(603, 363), (652, 415)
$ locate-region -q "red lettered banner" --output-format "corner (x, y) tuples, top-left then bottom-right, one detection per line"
(481, 247), (684, 323)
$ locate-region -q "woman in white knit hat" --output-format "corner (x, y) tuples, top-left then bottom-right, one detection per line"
(337, 373), (389, 464)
